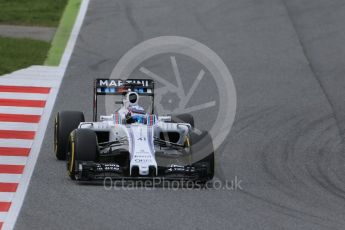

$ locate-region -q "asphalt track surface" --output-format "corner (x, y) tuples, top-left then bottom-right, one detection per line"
(16, 0), (345, 229)
(0, 25), (56, 42)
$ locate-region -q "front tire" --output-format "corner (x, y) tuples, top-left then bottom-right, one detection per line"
(54, 111), (84, 160)
(67, 129), (98, 180)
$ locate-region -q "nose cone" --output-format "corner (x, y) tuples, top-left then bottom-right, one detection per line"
(130, 165), (157, 176)
(139, 165), (149, 175)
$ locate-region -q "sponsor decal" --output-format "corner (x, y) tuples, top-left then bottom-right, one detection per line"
(97, 79), (152, 87)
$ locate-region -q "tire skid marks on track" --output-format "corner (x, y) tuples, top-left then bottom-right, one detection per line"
(0, 84), (51, 228)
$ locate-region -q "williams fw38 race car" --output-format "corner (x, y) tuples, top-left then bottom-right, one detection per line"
(54, 79), (214, 183)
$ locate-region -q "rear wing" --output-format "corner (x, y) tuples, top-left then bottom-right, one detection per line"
(93, 79), (155, 121)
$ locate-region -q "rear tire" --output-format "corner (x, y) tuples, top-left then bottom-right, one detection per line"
(171, 113), (194, 128)
(54, 111), (84, 160)
(67, 129), (98, 180)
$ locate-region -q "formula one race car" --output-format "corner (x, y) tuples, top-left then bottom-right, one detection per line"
(54, 79), (214, 183)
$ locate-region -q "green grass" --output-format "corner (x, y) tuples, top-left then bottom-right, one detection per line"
(44, 0), (81, 66)
(0, 36), (50, 75)
(0, 0), (68, 27)
(0, 0), (81, 73)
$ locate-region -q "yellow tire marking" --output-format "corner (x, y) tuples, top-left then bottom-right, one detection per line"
(69, 133), (75, 174)
(184, 136), (192, 163)
(54, 115), (58, 154)
(185, 137), (190, 147)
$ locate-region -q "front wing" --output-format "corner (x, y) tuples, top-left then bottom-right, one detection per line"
(74, 160), (212, 182)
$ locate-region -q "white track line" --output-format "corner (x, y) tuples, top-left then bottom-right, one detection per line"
(0, 175), (21, 183)
(0, 157), (27, 165)
(60, 0), (90, 68)
(0, 122), (38, 131)
(0, 92), (48, 100)
(0, 193), (15, 203)
(0, 139), (32, 149)
(0, 107), (43, 115)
